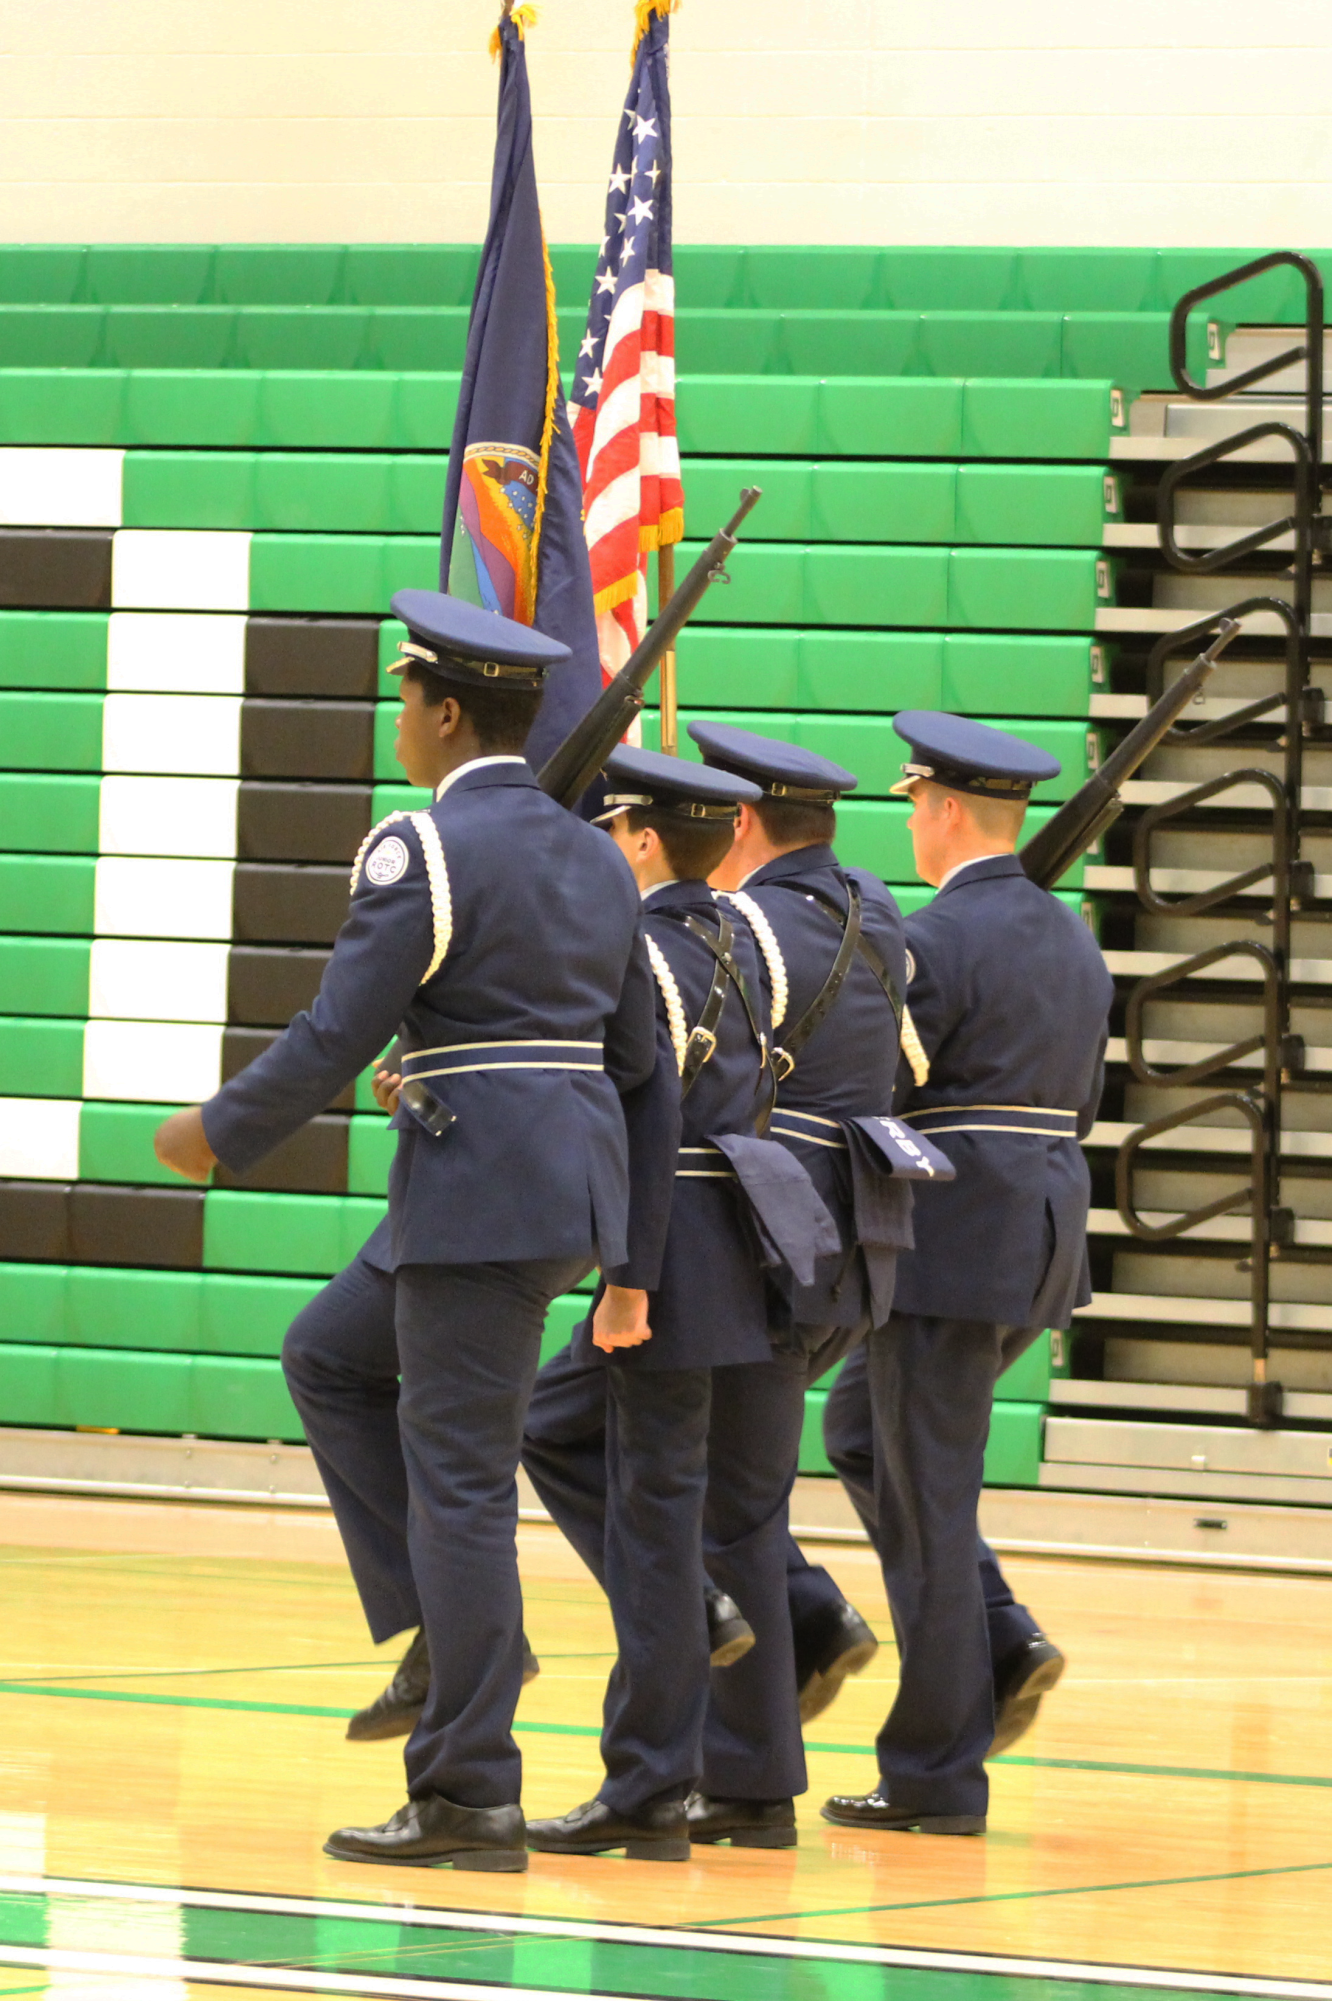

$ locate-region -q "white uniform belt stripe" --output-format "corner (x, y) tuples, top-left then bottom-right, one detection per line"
(676, 1144), (736, 1179)
(912, 1104), (1078, 1136)
(401, 1040), (604, 1079)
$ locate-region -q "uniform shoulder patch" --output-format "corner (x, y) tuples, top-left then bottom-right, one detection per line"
(905, 948), (917, 984)
(365, 834), (410, 887)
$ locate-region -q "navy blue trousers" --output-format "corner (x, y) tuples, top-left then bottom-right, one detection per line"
(282, 1248), (584, 1809)
(523, 1346), (809, 1808)
(806, 1341), (1040, 1668)
(848, 1313), (1043, 1818)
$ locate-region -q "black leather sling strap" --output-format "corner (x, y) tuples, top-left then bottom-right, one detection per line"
(666, 911), (776, 1134)
(773, 877), (904, 1081)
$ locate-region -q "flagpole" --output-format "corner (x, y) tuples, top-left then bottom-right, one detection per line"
(657, 544), (678, 754)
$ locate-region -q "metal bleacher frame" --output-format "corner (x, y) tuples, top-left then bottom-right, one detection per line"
(1114, 252), (1327, 1428)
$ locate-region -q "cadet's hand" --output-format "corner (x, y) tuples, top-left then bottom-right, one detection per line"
(372, 1066), (403, 1114)
(592, 1285), (652, 1351)
(154, 1106), (218, 1184)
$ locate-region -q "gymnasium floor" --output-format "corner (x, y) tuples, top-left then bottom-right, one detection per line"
(0, 1518), (1327, 2001)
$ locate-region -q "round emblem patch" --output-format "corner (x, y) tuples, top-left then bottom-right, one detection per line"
(365, 835), (410, 887)
(905, 948), (917, 985)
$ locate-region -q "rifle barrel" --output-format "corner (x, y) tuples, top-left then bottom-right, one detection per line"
(1019, 617), (1241, 890)
(537, 488), (763, 809)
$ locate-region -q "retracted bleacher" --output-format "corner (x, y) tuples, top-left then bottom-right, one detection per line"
(0, 242), (1327, 1556)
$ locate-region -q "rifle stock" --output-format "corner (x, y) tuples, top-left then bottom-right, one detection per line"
(538, 488), (763, 810)
(1018, 617), (1242, 890)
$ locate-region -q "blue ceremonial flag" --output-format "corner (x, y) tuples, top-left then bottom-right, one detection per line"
(439, 3), (602, 772)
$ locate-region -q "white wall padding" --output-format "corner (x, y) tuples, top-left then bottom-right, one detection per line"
(94, 857), (236, 941)
(0, 1096), (81, 1179)
(88, 939), (230, 1023)
(83, 1020), (224, 1104)
(98, 776), (239, 860)
(107, 611), (248, 694)
(111, 530), (251, 612)
(0, 448), (124, 528)
(101, 693), (242, 776)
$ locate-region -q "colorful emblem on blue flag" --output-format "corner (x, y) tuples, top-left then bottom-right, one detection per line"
(438, 7), (602, 769)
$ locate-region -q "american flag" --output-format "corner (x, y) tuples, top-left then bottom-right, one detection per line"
(570, 3), (683, 680)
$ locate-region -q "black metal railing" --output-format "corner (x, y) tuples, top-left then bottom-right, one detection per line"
(1116, 252), (1325, 1425)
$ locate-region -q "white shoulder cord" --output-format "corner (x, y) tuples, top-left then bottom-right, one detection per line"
(718, 889), (788, 1030)
(409, 811), (453, 981)
(348, 809), (453, 984)
(645, 935), (689, 1075)
(900, 1005), (930, 1087)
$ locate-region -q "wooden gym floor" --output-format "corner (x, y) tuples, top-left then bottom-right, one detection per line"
(0, 1507), (1327, 2001)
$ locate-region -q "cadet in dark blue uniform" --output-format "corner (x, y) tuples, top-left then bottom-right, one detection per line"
(524, 748), (839, 1861)
(821, 712), (1114, 1837)
(697, 729), (1054, 1754)
(155, 591), (672, 1873)
(676, 725), (945, 1844)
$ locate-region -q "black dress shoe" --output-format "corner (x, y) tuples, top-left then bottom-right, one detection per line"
(991, 1634), (1065, 1755)
(526, 1795), (690, 1861)
(821, 1789), (985, 1835)
(687, 1791), (796, 1848)
(793, 1600), (879, 1723)
(346, 1629), (540, 1742)
(705, 1587), (756, 1667)
(324, 1792), (527, 1870)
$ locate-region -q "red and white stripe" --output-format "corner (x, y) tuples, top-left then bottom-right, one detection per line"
(572, 267), (683, 680)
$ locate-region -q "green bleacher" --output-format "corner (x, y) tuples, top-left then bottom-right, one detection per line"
(0, 241), (1202, 1487)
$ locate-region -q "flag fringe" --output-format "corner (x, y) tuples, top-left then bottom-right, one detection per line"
(630, 0), (678, 62)
(593, 573), (643, 616)
(527, 227), (561, 606)
(639, 508), (684, 552)
(490, 3), (538, 59)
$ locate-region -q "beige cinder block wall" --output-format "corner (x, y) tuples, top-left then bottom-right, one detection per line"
(2, 0), (1330, 245)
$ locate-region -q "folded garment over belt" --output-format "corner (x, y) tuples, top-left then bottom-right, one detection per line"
(839, 1116), (956, 1327)
(708, 1132), (840, 1290)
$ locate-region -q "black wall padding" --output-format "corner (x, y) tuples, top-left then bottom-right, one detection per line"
(221, 1026), (356, 1111)
(213, 1114), (349, 1194)
(0, 1182), (72, 1260)
(233, 863), (350, 945)
(0, 531), (113, 609)
(69, 1185), (205, 1267)
(240, 700), (374, 782)
(228, 946), (332, 1026)
(245, 618), (381, 699)
(237, 782), (372, 863)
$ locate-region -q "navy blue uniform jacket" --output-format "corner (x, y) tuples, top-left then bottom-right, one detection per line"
(892, 855), (1114, 1329)
(582, 878), (827, 1372)
(733, 845), (911, 1329)
(202, 762), (672, 1278)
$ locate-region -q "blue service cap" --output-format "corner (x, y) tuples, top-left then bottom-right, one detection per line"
(388, 589), (570, 691)
(686, 721), (857, 804)
(597, 745), (762, 825)
(890, 711), (1060, 800)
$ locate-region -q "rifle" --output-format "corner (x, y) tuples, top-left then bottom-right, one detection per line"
(538, 488), (763, 810)
(1019, 618), (1242, 890)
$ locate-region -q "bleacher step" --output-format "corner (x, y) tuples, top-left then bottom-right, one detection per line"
(1051, 1377), (1332, 1422)
(978, 1484), (1332, 1573)
(0, 1424), (327, 1505)
(1046, 1413), (1332, 1478)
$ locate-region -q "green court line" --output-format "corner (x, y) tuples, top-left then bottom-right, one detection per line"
(0, 1679), (605, 1732)
(802, 1743), (1332, 1789)
(2, 1672), (1328, 1800)
(690, 1856), (1332, 1931)
(3, 1681), (1332, 1795)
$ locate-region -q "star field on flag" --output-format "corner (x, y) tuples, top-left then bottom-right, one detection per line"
(570, 6), (683, 682)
